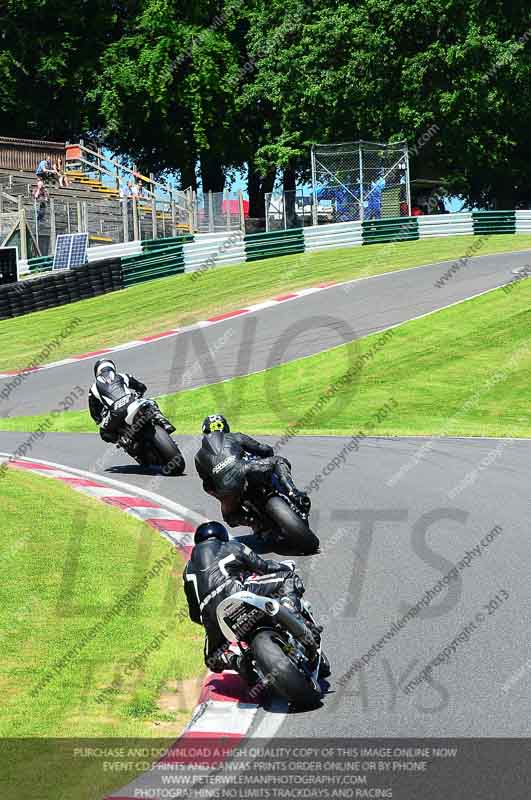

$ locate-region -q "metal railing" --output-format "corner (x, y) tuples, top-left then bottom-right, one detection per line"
(26, 196), (191, 255)
(65, 141), (189, 207)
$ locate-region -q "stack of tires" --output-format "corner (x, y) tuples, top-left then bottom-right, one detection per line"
(0, 258), (124, 320)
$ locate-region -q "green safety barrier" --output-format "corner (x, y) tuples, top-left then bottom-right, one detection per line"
(472, 211), (516, 235)
(245, 227), (305, 262)
(122, 242), (187, 287)
(362, 216), (419, 245)
(142, 234), (194, 251)
(18, 210), (525, 306)
(27, 255), (54, 274)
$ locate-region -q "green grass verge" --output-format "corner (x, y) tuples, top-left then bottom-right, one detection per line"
(0, 467), (204, 798)
(7, 277), (531, 439)
(1, 233), (531, 372)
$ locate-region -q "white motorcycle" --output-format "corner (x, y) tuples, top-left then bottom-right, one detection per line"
(217, 586), (330, 708)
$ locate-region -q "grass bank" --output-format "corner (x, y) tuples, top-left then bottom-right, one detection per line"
(1, 233), (530, 372)
(0, 466), (204, 797)
(5, 276), (531, 439)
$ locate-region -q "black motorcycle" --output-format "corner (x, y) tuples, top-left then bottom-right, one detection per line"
(217, 582), (330, 708)
(105, 393), (185, 475)
(241, 455), (319, 554)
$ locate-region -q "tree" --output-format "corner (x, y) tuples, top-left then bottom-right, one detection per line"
(238, 0), (531, 208)
(0, 0), (137, 140)
(91, 0), (245, 191)
(2, 0), (530, 209)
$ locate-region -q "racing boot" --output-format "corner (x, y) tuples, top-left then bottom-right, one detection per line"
(153, 406), (175, 434)
(224, 504), (276, 541)
(275, 461), (311, 512)
(222, 650), (260, 687)
(279, 595), (322, 647)
(120, 434), (140, 455)
(235, 652), (260, 688)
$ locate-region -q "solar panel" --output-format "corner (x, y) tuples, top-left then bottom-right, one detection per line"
(53, 233), (89, 270)
(0, 246), (18, 285)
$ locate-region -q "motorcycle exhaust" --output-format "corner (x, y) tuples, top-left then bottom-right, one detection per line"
(272, 602), (316, 648)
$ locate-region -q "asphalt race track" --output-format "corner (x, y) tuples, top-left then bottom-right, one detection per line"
(1, 429), (529, 736)
(1, 249), (530, 418)
(3, 250), (531, 740)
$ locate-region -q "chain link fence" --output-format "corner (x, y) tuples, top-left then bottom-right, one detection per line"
(311, 140), (410, 224)
(192, 191), (244, 233)
(265, 189), (315, 231)
(0, 211), (20, 245)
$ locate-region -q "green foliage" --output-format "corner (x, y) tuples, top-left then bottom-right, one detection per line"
(1, 0), (530, 204)
(0, 0), (138, 139)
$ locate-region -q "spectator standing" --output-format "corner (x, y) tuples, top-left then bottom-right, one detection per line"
(34, 158), (53, 200)
(366, 173), (385, 220)
(36, 158), (58, 184)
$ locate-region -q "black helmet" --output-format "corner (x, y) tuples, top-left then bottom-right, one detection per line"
(194, 520), (229, 545)
(94, 358), (116, 378)
(202, 414), (230, 434)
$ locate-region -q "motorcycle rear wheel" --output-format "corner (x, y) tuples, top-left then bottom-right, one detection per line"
(264, 496), (319, 554)
(144, 426), (185, 475)
(251, 629), (322, 708)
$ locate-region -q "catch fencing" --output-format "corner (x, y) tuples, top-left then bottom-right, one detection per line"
(311, 140), (411, 225)
(191, 190), (245, 234)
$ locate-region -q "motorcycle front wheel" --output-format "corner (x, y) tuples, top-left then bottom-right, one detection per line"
(264, 496), (319, 554)
(251, 629), (322, 709)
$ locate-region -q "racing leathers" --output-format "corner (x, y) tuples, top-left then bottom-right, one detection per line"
(194, 431), (304, 528)
(88, 371), (167, 443)
(183, 537), (304, 672)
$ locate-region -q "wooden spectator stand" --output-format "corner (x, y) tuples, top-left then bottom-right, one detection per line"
(0, 136), (66, 172)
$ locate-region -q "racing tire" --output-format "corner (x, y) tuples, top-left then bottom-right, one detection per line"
(318, 651), (331, 679)
(264, 496), (319, 554)
(251, 629), (322, 709)
(146, 425), (185, 475)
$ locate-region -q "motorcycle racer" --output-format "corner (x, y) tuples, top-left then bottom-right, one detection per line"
(194, 414), (310, 530)
(88, 359), (174, 443)
(183, 521), (316, 679)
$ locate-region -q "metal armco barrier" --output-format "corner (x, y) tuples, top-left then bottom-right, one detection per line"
(473, 210), (516, 235)
(303, 220), (363, 252)
(417, 212), (473, 238)
(121, 234), (193, 287)
(516, 210), (531, 233)
(362, 215), (419, 245)
(245, 228), (305, 261)
(183, 230), (246, 274)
